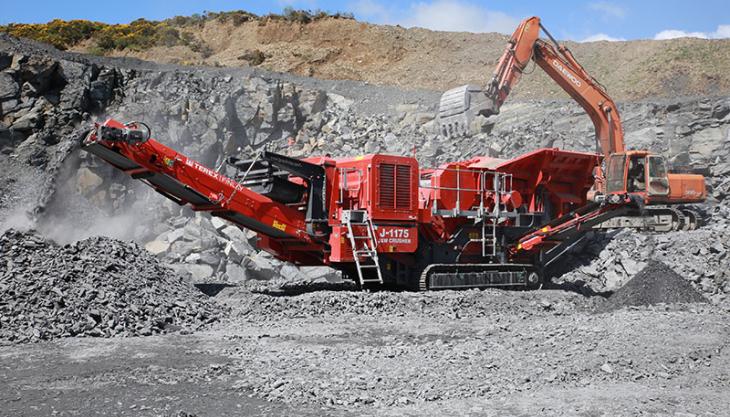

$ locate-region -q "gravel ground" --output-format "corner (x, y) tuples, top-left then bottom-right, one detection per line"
(1, 289), (727, 416)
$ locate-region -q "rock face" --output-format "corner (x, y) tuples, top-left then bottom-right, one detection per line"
(0, 229), (224, 344)
(0, 34), (729, 299)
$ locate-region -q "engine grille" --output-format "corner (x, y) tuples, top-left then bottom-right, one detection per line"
(379, 163), (411, 210)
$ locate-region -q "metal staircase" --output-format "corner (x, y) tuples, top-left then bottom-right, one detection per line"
(342, 210), (384, 286)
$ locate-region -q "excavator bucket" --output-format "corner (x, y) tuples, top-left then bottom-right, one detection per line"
(437, 84), (496, 137)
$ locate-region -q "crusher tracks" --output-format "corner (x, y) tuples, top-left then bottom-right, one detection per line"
(418, 263), (541, 291)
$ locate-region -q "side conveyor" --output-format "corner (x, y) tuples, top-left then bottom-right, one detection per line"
(82, 119), (317, 244)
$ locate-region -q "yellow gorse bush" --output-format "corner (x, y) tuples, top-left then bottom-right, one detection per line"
(0, 19), (105, 50)
(0, 10), (354, 53)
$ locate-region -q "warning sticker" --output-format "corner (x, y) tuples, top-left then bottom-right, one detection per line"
(272, 220), (287, 232)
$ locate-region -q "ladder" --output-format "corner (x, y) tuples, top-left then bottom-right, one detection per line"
(343, 210), (384, 286)
(468, 219), (498, 258)
(481, 220), (498, 258)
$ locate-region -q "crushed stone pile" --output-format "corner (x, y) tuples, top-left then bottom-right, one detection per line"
(600, 261), (708, 312)
(0, 229), (224, 344)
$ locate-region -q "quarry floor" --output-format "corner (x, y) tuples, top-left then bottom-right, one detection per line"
(1, 289), (728, 417)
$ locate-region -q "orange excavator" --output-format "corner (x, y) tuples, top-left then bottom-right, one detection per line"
(438, 16), (706, 231)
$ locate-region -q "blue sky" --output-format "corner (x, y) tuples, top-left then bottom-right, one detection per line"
(2, 0), (729, 42)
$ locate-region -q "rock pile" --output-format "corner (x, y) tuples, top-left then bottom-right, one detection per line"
(600, 261), (707, 312)
(141, 212), (341, 285)
(0, 229), (223, 344)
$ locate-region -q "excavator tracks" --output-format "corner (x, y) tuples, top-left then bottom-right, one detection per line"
(418, 263), (540, 291)
(677, 208), (701, 231)
(595, 207), (702, 232)
(652, 207), (701, 231)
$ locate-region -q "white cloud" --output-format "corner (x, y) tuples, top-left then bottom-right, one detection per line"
(712, 24), (730, 38)
(653, 25), (730, 40)
(654, 29), (708, 40)
(589, 2), (626, 19)
(400, 0), (519, 34)
(581, 33), (626, 42)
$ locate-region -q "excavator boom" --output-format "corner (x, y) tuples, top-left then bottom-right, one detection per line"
(483, 17), (540, 116)
(439, 16), (625, 159)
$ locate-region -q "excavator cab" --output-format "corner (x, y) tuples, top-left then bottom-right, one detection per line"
(605, 152), (705, 204)
(646, 155), (671, 196)
(606, 152), (666, 197)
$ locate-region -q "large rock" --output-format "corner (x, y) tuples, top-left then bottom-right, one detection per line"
(620, 258), (646, 276)
(279, 264), (305, 281)
(299, 89), (327, 115)
(181, 264), (214, 282)
(603, 269), (624, 291)
(224, 240), (250, 264)
(221, 225), (247, 242)
(75, 167), (103, 194)
(690, 127), (726, 161)
(88, 68), (116, 105)
(0, 72), (19, 100)
(244, 253), (279, 281)
(168, 240), (199, 258)
(211, 216), (228, 231)
(10, 109), (42, 131)
(300, 266), (341, 283)
(182, 222), (207, 242)
(14, 55), (58, 94)
(225, 262), (248, 283)
(166, 228), (185, 243)
(144, 240), (170, 256)
(0, 52), (11, 71)
(198, 250), (220, 266)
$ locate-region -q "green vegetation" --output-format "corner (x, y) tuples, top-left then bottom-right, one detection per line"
(93, 19), (180, 51)
(0, 19), (104, 50)
(270, 7), (354, 24)
(0, 18), (183, 51)
(0, 9), (354, 53)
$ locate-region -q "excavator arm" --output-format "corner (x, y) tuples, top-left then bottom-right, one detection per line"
(439, 16), (625, 159)
(481, 17), (541, 117)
